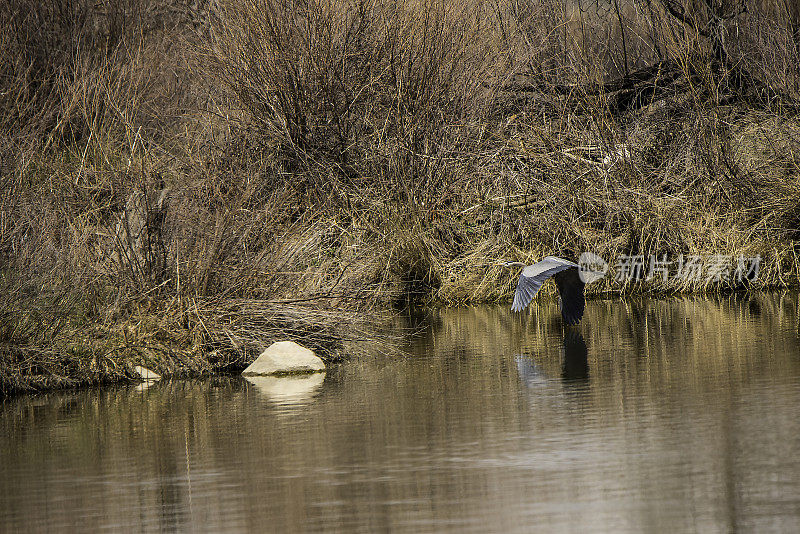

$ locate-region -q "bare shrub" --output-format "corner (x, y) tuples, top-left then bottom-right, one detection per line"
(209, 0), (507, 205)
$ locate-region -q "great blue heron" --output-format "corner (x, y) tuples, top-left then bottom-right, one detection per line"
(501, 256), (587, 325)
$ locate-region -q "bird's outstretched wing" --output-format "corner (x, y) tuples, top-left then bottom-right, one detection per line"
(511, 257), (580, 313)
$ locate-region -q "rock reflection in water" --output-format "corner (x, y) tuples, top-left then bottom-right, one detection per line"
(244, 373), (326, 405)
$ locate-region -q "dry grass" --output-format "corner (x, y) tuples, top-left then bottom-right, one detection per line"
(1, 0), (800, 395)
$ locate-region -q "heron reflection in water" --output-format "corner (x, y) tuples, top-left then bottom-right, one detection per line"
(561, 329), (588, 381)
(515, 329), (589, 386)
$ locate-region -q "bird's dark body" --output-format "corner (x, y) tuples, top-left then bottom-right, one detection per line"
(553, 268), (585, 325)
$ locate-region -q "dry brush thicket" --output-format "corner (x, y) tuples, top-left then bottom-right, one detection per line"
(1, 0), (799, 393)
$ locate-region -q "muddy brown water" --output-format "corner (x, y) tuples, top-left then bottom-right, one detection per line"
(2, 294), (799, 532)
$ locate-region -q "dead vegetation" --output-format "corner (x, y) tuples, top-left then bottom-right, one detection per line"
(1, 0), (800, 395)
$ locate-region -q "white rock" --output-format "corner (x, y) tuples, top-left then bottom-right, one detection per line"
(134, 366), (160, 381)
(242, 341), (325, 376)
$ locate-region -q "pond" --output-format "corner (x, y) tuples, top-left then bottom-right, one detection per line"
(2, 294), (800, 532)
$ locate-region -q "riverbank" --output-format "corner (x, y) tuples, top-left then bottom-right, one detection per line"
(2, 0), (799, 395)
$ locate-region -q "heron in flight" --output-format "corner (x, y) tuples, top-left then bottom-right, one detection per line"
(501, 257), (588, 325)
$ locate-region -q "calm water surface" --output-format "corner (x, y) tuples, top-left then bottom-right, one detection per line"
(2, 294), (800, 532)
